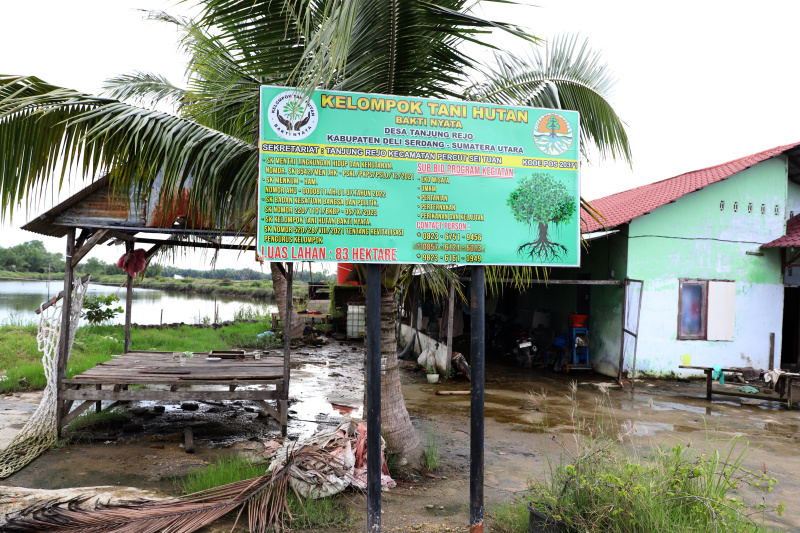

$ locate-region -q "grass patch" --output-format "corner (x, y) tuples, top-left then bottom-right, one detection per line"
(489, 384), (784, 533)
(175, 455), (352, 530)
(176, 455), (264, 495)
(423, 421), (440, 471)
(65, 409), (131, 434)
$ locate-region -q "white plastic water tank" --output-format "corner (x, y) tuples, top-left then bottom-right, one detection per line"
(347, 304), (366, 339)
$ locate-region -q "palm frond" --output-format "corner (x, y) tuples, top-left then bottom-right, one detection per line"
(103, 71), (187, 110)
(0, 75), (255, 224)
(469, 33), (631, 165)
(1, 445), (345, 533)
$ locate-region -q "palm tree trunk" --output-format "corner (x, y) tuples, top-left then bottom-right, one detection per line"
(270, 262), (305, 338)
(379, 287), (423, 469)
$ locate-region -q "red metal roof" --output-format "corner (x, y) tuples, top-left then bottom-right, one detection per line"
(763, 214), (800, 248)
(582, 141), (800, 232)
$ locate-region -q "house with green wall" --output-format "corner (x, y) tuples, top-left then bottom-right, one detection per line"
(579, 142), (800, 378)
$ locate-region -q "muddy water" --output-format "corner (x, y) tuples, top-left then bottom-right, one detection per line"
(4, 347), (800, 531)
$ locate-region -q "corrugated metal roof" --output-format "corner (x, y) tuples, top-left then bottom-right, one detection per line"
(762, 214), (800, 248)
(22, 172), (253, 238)
(582, 141), (800, 232)
(22, 176), (114, 238)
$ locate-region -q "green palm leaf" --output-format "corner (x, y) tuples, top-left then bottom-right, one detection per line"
(470, 33), (631, 164)
(0, 75), (255, 225)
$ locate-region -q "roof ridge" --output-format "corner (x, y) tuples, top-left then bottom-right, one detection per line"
(582, 141), (800, 232)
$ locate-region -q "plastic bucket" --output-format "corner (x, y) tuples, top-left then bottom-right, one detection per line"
(527, 502), (567, 532)
(568, 314), (588, 328)
(681, 354), (691, 366)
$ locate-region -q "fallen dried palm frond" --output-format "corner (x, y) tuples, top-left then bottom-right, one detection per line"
(0, 445), (348, 533)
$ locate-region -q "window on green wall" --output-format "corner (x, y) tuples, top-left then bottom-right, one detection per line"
(677, 279), (735, 341)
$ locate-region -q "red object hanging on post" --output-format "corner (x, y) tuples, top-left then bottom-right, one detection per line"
(116, 249), (147, 277)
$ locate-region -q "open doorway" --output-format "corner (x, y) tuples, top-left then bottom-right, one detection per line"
(781, 287), (800, 370)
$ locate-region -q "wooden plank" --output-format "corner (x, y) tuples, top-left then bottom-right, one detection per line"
(35, 274), (92, 314)
(253, 400), (280, 422)
(710, 389), (787, 403)
(61, 389), (281, 401)
(59, 400), (96, 427)
(63, 378), (282, 386)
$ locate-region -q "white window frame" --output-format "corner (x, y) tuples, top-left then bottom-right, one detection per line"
(678, 279), (735, 341)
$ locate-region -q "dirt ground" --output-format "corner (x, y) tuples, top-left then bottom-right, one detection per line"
(3, 340), (800, 532)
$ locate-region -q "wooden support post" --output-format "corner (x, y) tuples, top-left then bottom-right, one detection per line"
(769, 332), (775, 370)
(56, 229), (76, 436)
(184, 426), (195, 454)
(124, 241), (133, 353)
(706, 369), (713, 400)
(446, 282), (455, 375)
(95, 384), (102, 413)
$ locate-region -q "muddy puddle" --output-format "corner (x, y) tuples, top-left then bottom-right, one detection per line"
(4, 343), (800, 530)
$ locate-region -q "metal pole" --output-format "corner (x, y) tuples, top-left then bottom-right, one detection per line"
(366, 263), (382, 533)
(282, 263), (293, 437)
(470, 265), (485, 533)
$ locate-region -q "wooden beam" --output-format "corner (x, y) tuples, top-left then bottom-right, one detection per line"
(36, 274), (91, 314)
(61, 389), (281, 401)
(145, 243), (164, 261)
(124, 241), (133, 353)
(71, 229), (109, 267)
(59, 400), (96, 427)
(134, 237), (255, 252)
(253, 399), (280, 422)
(57, 229), (76, 438)
(105, 229), (136, 242)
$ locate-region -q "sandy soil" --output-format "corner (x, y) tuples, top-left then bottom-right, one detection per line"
(2, 341), (800, 531)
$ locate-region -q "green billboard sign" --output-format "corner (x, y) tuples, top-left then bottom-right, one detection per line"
(258, 86), (580, 266)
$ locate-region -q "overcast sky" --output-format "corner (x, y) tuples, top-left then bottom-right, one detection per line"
(3, 0), (800, 270)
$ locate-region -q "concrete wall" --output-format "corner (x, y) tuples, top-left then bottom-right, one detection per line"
(626, 157), (787, 376)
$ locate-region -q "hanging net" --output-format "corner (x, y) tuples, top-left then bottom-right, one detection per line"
(0, 275), (89, 478)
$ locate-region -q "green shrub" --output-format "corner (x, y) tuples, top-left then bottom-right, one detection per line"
(81, 294), (124, 324)
(490, 384), (783, 533)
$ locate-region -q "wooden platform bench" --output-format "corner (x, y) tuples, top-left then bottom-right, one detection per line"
(679, 365), (799, 408)
(271, 312), (329, 332)
(59, 350), (289, 434)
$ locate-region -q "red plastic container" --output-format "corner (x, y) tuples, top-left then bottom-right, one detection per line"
(568, 314), (588, 327)
(336, 263), (359, 286)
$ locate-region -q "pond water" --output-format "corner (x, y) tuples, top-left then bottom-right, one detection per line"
(0, 280), (277, 326)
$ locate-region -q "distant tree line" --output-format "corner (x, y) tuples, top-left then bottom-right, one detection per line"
(0, 241), (65, 273)
(1, 241), (335, 282)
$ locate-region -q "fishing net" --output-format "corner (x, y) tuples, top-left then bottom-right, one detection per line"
(0, 275), (89, 478)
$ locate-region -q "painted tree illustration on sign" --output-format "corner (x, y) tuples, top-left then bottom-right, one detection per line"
(507, 173), (576, 260)
(547, 115), (560, 137)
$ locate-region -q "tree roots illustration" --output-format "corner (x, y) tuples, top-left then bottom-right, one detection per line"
(517, 222), (567, 260)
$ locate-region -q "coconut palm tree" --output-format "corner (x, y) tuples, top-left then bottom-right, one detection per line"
(0, 1), (630, 469)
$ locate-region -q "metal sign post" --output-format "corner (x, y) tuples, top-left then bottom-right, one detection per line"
(365, 263), (382, 532)
(470, 265), (485, 533)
